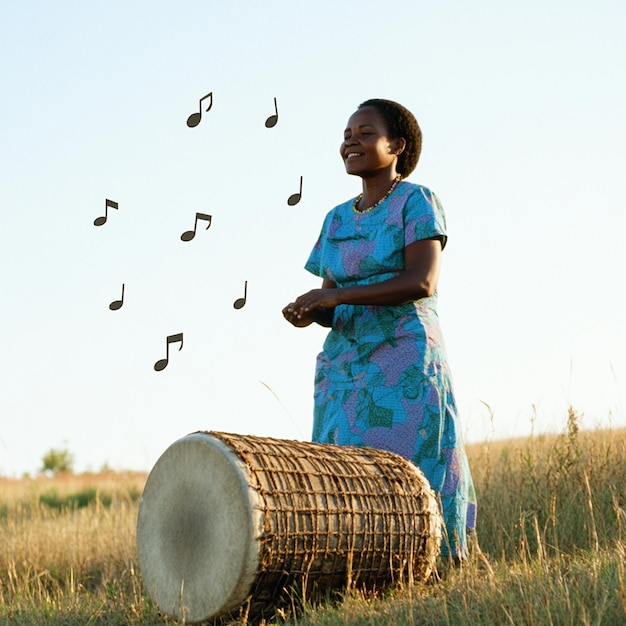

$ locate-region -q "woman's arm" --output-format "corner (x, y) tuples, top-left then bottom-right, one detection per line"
(291, 237), (442, 317)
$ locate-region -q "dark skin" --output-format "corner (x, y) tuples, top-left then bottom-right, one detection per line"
(282, 106), (442, 328)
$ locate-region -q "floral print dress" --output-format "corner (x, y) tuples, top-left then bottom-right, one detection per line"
(305, 180), (476, 558)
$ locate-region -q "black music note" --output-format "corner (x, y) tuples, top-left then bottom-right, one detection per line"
(233, 281), (248, 310)
(94, 199), (119, 226)
(109, 283), (125, 311)
(186, 92), (213, 128)
(154, 333), (184, 372)
(180, 212), (212, 242)
(265, 97), (278, 128)
(287, 176), (303, 206)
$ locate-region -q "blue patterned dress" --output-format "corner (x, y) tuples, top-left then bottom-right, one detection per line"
(305, 180), (476, 558)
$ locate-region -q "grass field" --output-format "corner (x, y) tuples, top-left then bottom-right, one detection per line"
(2, 407), (626, 625)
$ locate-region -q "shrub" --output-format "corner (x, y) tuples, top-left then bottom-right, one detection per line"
(40, 447), (74, 476)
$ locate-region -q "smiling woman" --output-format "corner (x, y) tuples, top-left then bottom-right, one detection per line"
(283, 98), (476, 560)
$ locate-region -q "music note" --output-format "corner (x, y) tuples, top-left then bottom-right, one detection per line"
(287, 176), (303, 206)
(94, 199), (119, 226)
(181, 212), (212, 242)
(186, 92), (213, 128)
(233, 281), (248, 310)
(265, 97), (278, 128)
(154, 333), (184, 372)
(109, 283), (125, 311)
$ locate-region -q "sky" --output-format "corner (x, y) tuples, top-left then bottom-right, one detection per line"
(1, 1), (625, 477)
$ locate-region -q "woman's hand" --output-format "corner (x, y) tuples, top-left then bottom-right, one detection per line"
(294, 288), (340, 314)
(283, 279), (338, 328)
(282, 303), (316, 327)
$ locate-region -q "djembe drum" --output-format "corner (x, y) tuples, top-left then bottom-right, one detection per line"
(136, 431), (442, 623)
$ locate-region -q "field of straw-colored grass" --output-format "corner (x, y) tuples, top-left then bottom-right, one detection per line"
(2, 408), (626, 625)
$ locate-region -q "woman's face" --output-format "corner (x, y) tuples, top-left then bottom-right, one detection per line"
(340, 106), (403, 178)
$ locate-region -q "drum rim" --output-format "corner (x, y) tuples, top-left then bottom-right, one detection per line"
(137, 432), (263, 622)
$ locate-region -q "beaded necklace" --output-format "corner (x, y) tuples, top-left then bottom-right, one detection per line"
(352, 175), (402, 214)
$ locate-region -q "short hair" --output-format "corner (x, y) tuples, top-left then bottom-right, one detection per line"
(358, 98), (422, 178)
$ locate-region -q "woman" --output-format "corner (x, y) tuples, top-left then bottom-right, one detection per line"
(282, 98), (476, 560)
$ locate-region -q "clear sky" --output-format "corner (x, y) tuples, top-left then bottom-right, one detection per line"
(1, 1), (625, 476)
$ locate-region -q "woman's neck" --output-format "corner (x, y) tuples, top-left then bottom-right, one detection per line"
(357, 171), (400, 210)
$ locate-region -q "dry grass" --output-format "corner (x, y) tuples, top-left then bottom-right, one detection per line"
(2, 410), (626, 624)
(0, 472), (150, 624)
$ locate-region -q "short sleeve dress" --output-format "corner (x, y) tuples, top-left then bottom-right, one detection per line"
(305, 180), (476, 558)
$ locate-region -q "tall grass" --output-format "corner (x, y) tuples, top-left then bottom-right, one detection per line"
(472, 407), (626, 560)
(2, 409), (626, 624)
(0, 472), (152, 624)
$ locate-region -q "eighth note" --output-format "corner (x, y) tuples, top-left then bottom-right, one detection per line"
(154, 332), (184, 372)
(233, 280), (248, 310)
(287, 176), (303, 206)
(109, 283), (125, 311)
(94, 199), (119, 226)
(265, 97), (278, 128)
(186, 91), (213, 128)
(181, 212), (212, 242)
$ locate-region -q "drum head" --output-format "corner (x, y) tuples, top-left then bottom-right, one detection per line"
(137, 433), (261, 623)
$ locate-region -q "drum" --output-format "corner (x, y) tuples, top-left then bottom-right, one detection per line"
(136, 431), (441, 623)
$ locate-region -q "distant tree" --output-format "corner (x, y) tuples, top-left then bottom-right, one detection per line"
(41, 447), (74, 475)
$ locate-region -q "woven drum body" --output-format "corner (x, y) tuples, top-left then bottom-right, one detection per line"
(136, 431), (442, 623)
